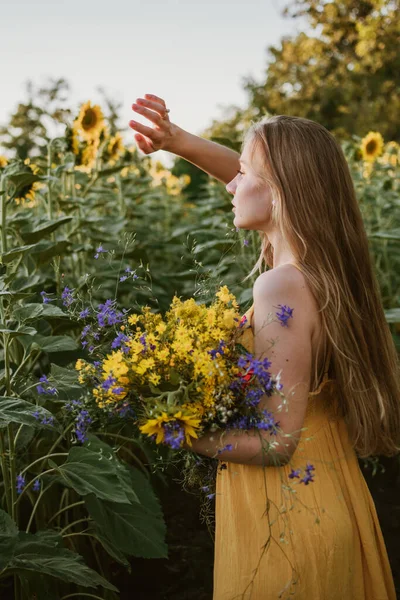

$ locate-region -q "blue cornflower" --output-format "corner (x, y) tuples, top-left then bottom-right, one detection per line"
(97, 299), (123, 328)
(94, 244), (107, 259)
(101, 375), (117, 391)
(40, 291), (54, 304)
(74, 409), (93, 443)
(61, 286), (75, 308)
(36, 375), (57, 396)
(217, 444), (233, 454)
(111, 332), (129, 350)
(275, 304), (294, 327)
(288, 468), (301, 479)
(209, 340), (226, 360)
(163, 421), (185, 450)
(16, 473), (26, 495)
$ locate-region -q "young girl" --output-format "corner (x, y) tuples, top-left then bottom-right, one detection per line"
(129, 95), (399, 599)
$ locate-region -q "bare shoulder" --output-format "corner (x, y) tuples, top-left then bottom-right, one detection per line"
(253, 265), (317, 337)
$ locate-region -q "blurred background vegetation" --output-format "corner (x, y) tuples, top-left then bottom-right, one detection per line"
(0, 0), (399, 598)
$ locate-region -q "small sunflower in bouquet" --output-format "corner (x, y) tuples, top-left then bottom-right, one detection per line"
(76, 285), (291, 453)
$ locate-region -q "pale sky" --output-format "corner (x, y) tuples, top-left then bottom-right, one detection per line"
(1, 0), (307, 167)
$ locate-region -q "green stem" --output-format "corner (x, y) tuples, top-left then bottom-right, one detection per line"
(0, 430), (12, 513)
(25, 481), (54, 533)
(60, 593), (106, 600)
(60, 517), (90, 536)
(0, 173), (7, 253)
(37, 421), (74, 474)
(14, 468), (56, 506)
(7, 424), (17, 524)
(47, 500), (85, 525)
(20, 452), (68, 476)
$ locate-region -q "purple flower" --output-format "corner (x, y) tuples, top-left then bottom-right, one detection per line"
(288, 468), (301, 479)
(79, 308), (90, 319)
(94, 244), (107, 259)
(119, 275), (128, 282)
(217, 444), (233, 454)
(243, 239), (249, 246)
(40, 291), (53, 304)
(36, 375), (57, 396)
(101, 374), (117, 391)
(209, 340), (226, 360)
(206, 493), (216, 500)
(235, 227), (240, 232)
(32, 479), (41, 492)
(96, 299), (123, 328)
(111, 332), (129, 350)
(74, 409), (93, 444)
(61, 286), (75, 308)
(275, 304), (294, 327)
(16, 473), (26, 495)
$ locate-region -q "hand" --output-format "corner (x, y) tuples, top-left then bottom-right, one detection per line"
(129, 93), (177, 154)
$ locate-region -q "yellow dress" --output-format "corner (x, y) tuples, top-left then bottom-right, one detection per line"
(214, 268), (396, 600)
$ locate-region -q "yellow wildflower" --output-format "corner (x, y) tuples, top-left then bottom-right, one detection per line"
(0, 156), (8, 168)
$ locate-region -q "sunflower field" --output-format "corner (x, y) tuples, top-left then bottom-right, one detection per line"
(0, 97), (399, 600)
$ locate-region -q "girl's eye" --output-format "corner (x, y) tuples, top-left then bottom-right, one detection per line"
(237, 170), (245, 176)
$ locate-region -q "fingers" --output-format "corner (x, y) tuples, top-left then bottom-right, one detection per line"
(144, 93), (166, 108)
(132, 102), (165, 125)
(134, 133), (155, 154)
(128, 119), (160, 142)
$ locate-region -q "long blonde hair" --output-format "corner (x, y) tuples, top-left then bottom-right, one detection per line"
(242, 115), (400, 458)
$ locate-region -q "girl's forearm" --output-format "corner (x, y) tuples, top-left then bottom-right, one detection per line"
(166, 124), (241, 185)
(183, 428), (291, 467)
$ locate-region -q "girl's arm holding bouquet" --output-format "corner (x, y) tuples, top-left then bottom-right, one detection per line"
(184, 268), (314, 467)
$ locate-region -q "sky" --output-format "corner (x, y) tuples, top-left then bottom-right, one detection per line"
(1, 0), (308, 167)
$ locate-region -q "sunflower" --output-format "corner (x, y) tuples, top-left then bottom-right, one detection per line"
(65, 125), (80, 155)
(139, 410), (201, 446)
(74, 101), (106, 142)
(14, 160), (45, 207)
(74, 138), (100, 173)
(360, 132), (384, 162)
(107, 132), (125, 164)
(379, 141), (400, 168)
(0, 156), (8, 168)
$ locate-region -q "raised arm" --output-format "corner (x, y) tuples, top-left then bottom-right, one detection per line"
(129, 93), (240, 184)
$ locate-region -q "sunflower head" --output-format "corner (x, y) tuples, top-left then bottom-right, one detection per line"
(65, 125), (80, 155)
(106, 133), (125, 164)
(14, 161), (44, 207)
(74, 101), (106, 142)
(360, 131), (384, 162)
(74, 139), (100, 174)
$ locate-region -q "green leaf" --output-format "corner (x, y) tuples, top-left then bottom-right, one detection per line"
(84, 493), (168, 559)
(30, 240), (70, 264)
(48, 445), (137, 504)
(0, 325), (37, 337)
(0, 399), (61, 432)
(0, 244), (37, 264)
(8, 530), (119, 592)
(20, 217), (74, 244)
(31, 335), (78, 353)
(369, 228), (400, 241)
(14, 303), (69, 321)
(0, 509), (18, 570)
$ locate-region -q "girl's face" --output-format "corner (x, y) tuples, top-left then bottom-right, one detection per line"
(226, 143), (274, 232)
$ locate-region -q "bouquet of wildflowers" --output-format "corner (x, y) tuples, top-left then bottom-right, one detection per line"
(75, 285), (291, 451)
